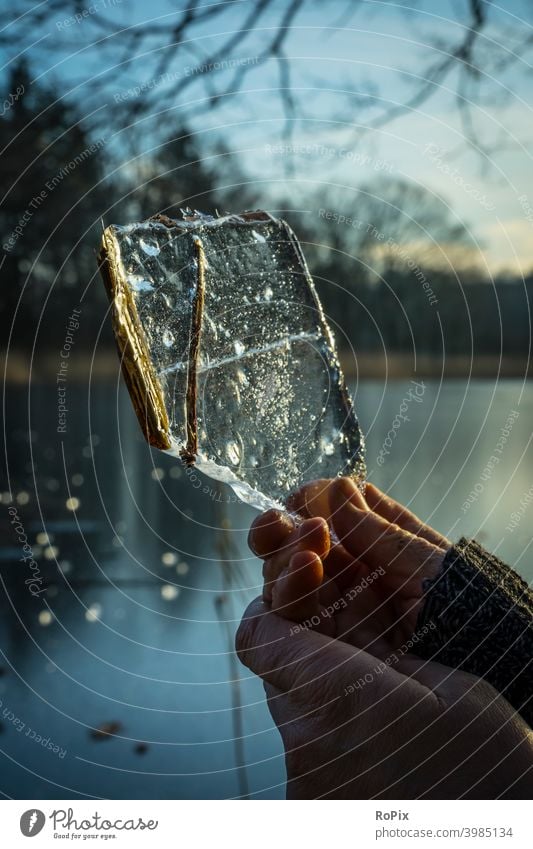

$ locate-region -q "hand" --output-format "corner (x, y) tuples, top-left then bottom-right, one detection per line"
(249, 477), (449, 651)
(239, 478), (533, 799)
(236, 598), (533, 798)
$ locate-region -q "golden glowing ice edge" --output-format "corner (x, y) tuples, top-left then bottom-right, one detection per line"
(99, 211), (365, 510)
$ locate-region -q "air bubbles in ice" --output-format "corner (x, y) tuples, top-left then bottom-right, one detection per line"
(225, 440), (241, 466)
(162, 293), (176, 310)
(321, 438), (335, 456)
(162, 329), (175, 348)
(109, 215), (366, 511)
(236, 368), (248, 386)
(128, 274), (154, 293)
(140, 237), (160, 257)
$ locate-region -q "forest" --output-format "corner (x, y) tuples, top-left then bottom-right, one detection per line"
(1, 56), (531, 377)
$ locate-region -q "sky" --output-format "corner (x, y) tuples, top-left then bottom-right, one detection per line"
(3, 0), (533, 275)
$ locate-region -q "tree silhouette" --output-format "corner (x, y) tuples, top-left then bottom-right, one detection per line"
(0, 59), (109, 351)
(2, 0), (531, 160)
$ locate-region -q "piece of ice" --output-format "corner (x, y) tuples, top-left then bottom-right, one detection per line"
(139, 236), (160, 257)
(128, 274), (153, 293)
(162, 329), (175, 348)
(99, 210), (365, 510)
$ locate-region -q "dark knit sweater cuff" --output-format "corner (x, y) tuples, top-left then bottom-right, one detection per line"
(413, 538), (533, 728)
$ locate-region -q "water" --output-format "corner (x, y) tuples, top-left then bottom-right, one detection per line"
(0, 379), (531, 799)
(358, 379), (533, 569)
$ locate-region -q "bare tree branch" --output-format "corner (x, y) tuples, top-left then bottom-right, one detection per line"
(2, 0), (533, 161)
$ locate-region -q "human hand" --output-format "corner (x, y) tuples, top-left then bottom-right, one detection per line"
(241, 478), (532, 798)
(236, 597), (533, 799)
(249, 477), (449, 651)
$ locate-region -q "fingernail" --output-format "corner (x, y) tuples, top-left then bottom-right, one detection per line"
(336, 477), (368, 509)
(248, 509), (294, 556)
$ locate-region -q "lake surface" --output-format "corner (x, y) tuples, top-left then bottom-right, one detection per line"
(1, 379), (532, 799)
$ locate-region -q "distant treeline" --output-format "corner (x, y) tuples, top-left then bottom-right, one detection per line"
(316, 267), (533, 360)
(1, 60), (531, 369)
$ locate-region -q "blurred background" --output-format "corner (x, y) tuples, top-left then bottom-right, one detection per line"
(1, 0), (532, 799)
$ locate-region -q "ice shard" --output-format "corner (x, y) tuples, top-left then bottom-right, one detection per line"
(98, 210), (365, 510)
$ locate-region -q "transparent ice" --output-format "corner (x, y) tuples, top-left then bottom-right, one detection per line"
(105, 212), (365, 510)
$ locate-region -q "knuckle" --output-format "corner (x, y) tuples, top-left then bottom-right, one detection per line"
(387, 524), (409, 549)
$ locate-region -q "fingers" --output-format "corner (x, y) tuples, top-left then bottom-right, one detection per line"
(285, 478), (368, 590)
(365, 483), (450, 550)
(269, 550), (337, 637)
(236, 596), (395, 700)
(285, 479), (450, 552)
(319, 475), (371, 519)
(248, 509), (295, 558)
(329, 478), (445, 588)
(262, 517), (330, 602)
(287, 477), (369, 521)
(286, 479), (336, 520)
(271, 550), (324, 622)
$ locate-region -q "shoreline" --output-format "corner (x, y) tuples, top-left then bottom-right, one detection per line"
(1, 351), (531, 383)
(341, 353), (532, 380)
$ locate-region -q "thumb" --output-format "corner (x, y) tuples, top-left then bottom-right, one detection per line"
(236, 597), (413, 706)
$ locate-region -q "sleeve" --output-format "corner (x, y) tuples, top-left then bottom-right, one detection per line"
(413, 537), (533, 728)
